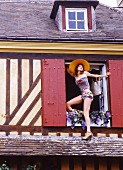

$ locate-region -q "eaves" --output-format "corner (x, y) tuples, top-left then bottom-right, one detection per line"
(0, 39), (123, 55)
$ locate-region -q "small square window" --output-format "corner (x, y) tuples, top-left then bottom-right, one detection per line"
(66, 8), (88, 31)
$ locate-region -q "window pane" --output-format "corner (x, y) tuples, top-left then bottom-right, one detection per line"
(77, 21), (84, 29)
(68, 12), (75, 20)
(77, 12), (84, 20)
(69, 21), (76, 29)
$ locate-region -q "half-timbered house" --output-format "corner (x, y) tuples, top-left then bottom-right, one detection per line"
(0, 0), (123, 169)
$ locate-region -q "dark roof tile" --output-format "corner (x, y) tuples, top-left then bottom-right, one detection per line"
(0, 1), (123, 41)
(0, 135), (123, 156)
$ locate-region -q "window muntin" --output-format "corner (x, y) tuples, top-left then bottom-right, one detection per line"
(66, 8), (88, 31)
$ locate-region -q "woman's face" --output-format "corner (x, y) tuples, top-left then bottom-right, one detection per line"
(77, 64), (84, 71)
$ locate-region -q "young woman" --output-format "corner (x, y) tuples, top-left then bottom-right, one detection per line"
(66, 59), (111, 140)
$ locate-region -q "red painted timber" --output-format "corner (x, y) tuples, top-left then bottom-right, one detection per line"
(41, 59), (66, 126)
(109, 60), (123, 127)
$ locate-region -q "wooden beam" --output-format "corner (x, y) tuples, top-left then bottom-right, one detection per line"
(29, 108), (41, 126)
(5, 59), (10, 125)
(18, 59), (22, 103)
(16, 92), (41, 125)
(0, 125), (41, 132)
(29, 59), (33, 88)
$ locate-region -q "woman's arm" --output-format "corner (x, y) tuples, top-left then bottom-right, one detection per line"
(85, 71), (111, 78)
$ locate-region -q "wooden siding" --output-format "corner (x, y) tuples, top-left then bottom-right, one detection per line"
(0, 59), (42, 131)
(42, 59), (66, 126)
(109, 60), (123, 127)
(0, 156), (122, 170)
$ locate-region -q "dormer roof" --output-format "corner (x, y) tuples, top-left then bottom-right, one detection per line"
(50, 0), (99, 19)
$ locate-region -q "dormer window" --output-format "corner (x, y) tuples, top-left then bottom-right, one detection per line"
(50, 0), (99, 32)
(66, 8), (88, 31)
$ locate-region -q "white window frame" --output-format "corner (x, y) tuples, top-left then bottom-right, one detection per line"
(90, 63), (108, 112)
(65, 8), (88, 31)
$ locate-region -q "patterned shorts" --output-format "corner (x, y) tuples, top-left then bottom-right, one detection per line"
(81, 90), (93, 100)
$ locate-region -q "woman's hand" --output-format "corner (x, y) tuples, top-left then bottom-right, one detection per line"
(106, 72), (111, 77)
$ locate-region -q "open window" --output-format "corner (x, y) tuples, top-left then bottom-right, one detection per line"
(66, 61), (111, 127)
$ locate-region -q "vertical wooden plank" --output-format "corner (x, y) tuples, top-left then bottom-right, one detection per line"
(99, 159), (107, 170)
(62, 6), (66, 29)
(109, 60), (123, 127)
(94, 157), (99, 170)
(86, 158), (94, 170)
(42, 59), (66, 126)
(29, 59), (33, 88)
(111, 158), (119, 170)
(10, 157), (18, 170)
(0, 59), (6, 122)
(5, 58), (10, 125)
(18, 59), (22, 103)
(87, 6), (92, 29)
(61, 157), (69, 170)
(74, 157), (82, 170)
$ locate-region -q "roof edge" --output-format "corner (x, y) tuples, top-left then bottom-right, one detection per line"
(0, 135), (123, 157)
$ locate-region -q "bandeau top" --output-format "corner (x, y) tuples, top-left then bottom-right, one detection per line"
(75, 77), (90, 92)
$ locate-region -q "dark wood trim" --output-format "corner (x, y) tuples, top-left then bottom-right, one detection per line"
(4, 73), (41, 125)
(18, 59), (22, 103)
(87, 6), (92, 29)
(62, 6), (66, 30)
(0, 125), (41, 132)
(29, 59), (33, 88)
(69, 157), (74, 170)
(16, 91), (41, 125)
(41, 127), (123, 136)
(0, 53), (123, 61)
(94, 157), (99, 170)
(5, 59), (10, 125)
(0, 125), (123, 138)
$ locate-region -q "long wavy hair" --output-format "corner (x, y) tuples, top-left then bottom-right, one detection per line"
(75, 64), (85, 76)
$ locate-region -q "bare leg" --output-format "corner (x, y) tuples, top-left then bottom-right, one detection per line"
(82, 97), (93, 140)
(66, 95), (82, 111)
(83, 98), (92, 132)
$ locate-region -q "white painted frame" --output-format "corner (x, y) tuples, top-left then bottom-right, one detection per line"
(65, 8), (88, 31)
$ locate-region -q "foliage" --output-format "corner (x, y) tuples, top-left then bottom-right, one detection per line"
(26, 164), (37, 170)
(0, 162), (12, 170)
(67, 110), (111, 129)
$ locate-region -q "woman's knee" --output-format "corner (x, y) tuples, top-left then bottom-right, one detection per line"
(84, 111), (90, 118)
(66, 101), (70, 106)
(66, 101), (71, 109)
